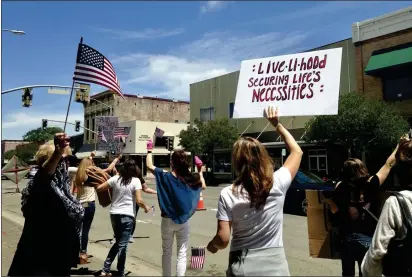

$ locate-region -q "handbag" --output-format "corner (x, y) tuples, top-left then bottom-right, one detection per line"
(382, 192), (412, 276)
(85, 166), (113, 207)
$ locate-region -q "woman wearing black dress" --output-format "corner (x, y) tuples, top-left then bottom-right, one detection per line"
(8, 133), (85, 276)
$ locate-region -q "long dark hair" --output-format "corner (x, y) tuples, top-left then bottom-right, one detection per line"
(118, 159), (139, 186)
(171, 150), (202, 188)
(341, 158), (370, 186)
(232, 137), (274, 209)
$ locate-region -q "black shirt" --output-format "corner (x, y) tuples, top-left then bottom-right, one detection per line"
(332, 175), (381, 236)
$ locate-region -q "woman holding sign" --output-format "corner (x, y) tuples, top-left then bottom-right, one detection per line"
(207, 106), (303, 276)
(146, 140), (206, 276)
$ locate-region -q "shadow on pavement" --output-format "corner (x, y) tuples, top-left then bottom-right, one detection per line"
(92, 236), (150, 243)
(71, 268), (132, 276)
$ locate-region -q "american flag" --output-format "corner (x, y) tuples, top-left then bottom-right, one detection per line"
(114, 127), (130, 138)
(73, 43), (125, 99)
(190, 247), (206, 269)
(97, 128), (107, 142)
(155, 127), (165, 138)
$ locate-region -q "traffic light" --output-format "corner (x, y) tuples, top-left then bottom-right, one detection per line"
(75, 121), (81, 132)
(167, 137), (174, 152)
(74, 83), (90, 103)
(42, 119), (48, 130)
(22, 88), (33, 107)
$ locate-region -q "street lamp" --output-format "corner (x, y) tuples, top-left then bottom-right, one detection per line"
(2, 29), (25, 35)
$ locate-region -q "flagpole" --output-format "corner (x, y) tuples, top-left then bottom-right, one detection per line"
(63, 37), (83, 132)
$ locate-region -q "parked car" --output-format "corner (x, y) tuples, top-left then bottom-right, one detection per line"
(284, 170), (335, 216)
(27, 166), (39, 179)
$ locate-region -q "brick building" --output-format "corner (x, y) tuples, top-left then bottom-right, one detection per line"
(82, 90), (190, 144)
(1, 140), (31, 164)
(352, 7), (412, 125)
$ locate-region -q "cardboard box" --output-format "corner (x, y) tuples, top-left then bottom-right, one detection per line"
(306, 190), (340, 259)
(306, 189), (393, 260)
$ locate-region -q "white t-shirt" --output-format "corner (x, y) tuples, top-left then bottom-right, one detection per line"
(68, 167), (77, 184)
(108, 175), (142, 218)
(216, 167), (292, 252)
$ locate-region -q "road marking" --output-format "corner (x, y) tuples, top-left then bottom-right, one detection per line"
(2, 210), (161, 276)
(135, 219), (151, 224)
(210, 208), (218, 212)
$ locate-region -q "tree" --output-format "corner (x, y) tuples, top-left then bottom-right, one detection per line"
(178, 119), (204, 156)
(22, 127), (63, 142)
(179, 118), (238, 159)
(304, 93), (409, 159)
(15, 143), (39, 163)
(4, 149), (17, 160)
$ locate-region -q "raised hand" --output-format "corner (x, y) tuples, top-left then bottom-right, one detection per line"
(264, 106), (279, 128)
(54, 133), (70, 153)
(147, 139), (154, 151)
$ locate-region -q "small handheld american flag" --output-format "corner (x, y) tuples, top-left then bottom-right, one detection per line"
(155, 127), (165, 138)
(190, 246), (206, 269)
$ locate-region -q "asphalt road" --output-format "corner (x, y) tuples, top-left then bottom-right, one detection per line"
(1, 178), (342, 276)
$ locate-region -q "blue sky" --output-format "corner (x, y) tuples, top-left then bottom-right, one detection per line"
(2, 1), (412, 140)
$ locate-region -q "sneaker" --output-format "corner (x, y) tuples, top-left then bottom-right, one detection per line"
(110, 238), (116, 244)
(129, 237), (134, 243)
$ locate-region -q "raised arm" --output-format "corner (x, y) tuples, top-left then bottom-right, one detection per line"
(146, 140), (156, 174)
(264, 107), (303, 179)
(42, 133), (70, 176)
(103, 154), (122, 173)
(374, 136), (406, 185)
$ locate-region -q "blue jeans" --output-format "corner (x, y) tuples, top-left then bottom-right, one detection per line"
(80, 201), (96, 253)
(340, 233), (372, 277)
(103, 214), (134, 276)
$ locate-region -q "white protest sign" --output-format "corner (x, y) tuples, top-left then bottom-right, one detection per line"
(233, 48), (342, 118)
(96, 116), (124, 154)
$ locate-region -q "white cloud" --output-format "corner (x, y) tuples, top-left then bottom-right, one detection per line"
(112, 31), (309, 99)
(94, 27), (185, 40)
(2, 111), (84, 140)
(200, 1), (228, 14)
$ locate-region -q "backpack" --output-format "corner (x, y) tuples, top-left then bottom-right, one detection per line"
(382, 192), (412, 276)
(344, 180), (379, 234)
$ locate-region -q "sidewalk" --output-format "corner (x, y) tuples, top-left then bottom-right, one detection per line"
(1, 181), (161, 276)
(2, 217), (111, 276)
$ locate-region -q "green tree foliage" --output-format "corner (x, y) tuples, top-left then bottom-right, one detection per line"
(4, 144), (39, 163)
(15, 143), (39, 163)
(22, 127), (63, 142)
(4, 149), (17, 160)
(179, 118), (238, 156)
(305, 93), (409, 157)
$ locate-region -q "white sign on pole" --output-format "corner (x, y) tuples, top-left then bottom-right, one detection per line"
(281, 148), (286, 156)
(233, 48), (342, 119)
(48, 88), (70, 95)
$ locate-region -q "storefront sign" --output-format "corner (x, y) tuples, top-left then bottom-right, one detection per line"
(233, 48), (342, 118)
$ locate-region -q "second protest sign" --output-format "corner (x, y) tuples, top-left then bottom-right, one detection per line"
(233, 48), (342, 118)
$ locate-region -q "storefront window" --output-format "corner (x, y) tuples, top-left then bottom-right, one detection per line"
(383, 74), (412, 101)
(213, 152), (232, 173)
(154, 155), (170, 168)
(200, 107), (215, 122)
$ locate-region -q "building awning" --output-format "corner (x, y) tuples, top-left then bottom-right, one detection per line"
(365, 47), (412, 76)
